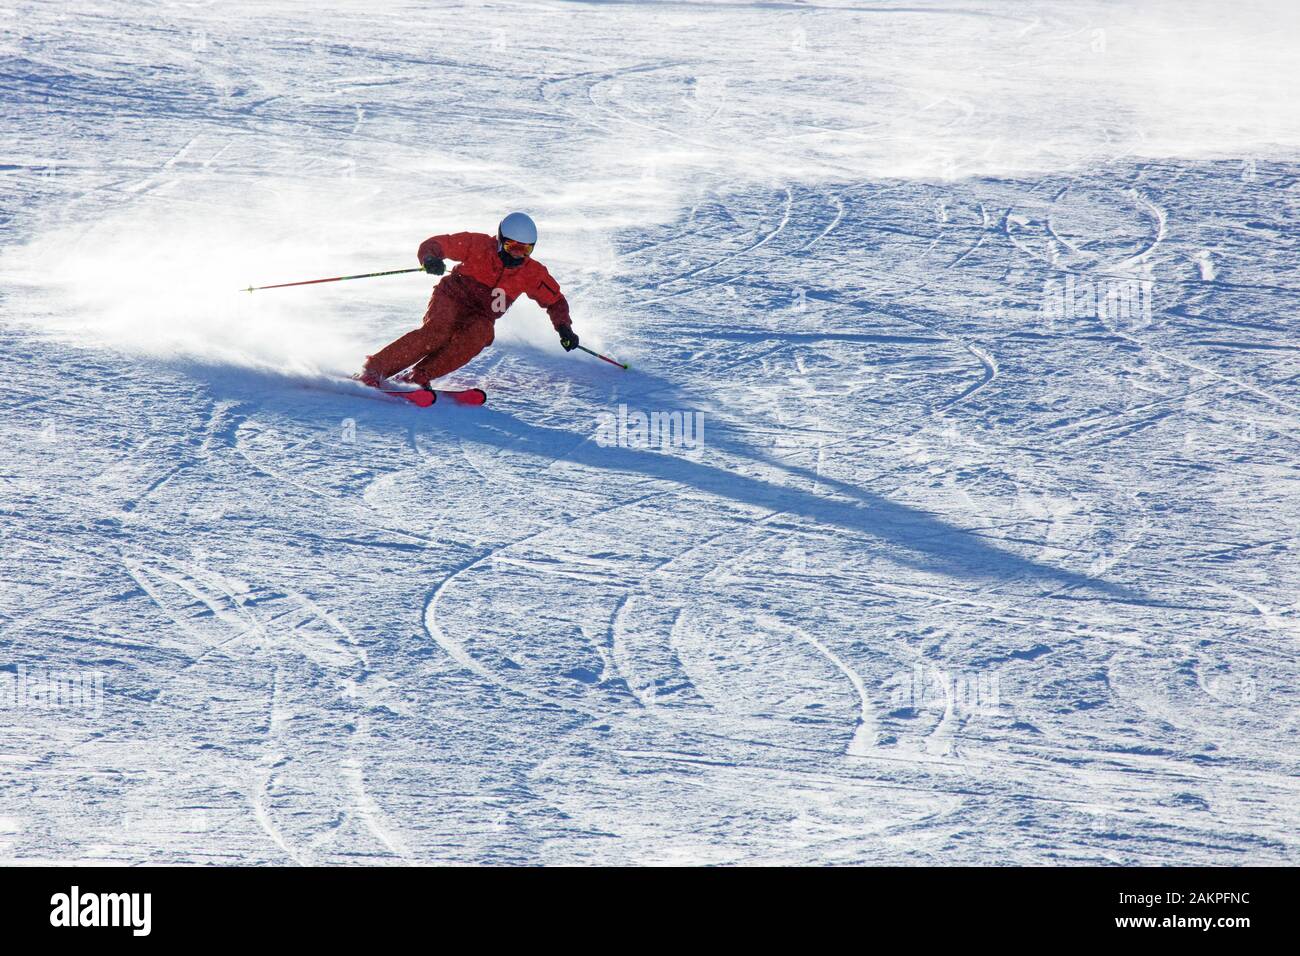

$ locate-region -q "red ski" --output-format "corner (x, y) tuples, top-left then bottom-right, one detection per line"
(348, 372), (485, 407)
(380, 386), (486, 408)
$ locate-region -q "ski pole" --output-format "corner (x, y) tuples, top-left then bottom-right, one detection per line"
(241, 266), (424, 293)
(576, 344), (630, 370)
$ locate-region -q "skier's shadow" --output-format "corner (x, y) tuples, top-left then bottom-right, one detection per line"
(182, 355), (1139, 600)
(432, 355), (1144, 602)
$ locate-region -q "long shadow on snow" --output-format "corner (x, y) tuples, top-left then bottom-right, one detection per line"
(444, 393), (1141, 604)
(183, 358), (1141, 602)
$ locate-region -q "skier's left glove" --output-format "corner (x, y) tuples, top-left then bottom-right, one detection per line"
(557, 325), (580, 352)
(422, 255), (446, 276)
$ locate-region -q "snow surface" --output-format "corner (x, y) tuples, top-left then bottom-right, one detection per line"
(1, 0), (1298, 864)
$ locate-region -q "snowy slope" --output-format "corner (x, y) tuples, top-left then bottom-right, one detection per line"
(1, 0), (1298, 864)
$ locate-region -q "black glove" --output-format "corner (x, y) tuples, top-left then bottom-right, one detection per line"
(422, 255), (445, 276)
(557, 325), (579, 352)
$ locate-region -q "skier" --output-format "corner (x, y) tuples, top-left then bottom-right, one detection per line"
(358, 212), (578, 390)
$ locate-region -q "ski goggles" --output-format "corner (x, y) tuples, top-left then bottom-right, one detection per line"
(501, 237), (534, 258)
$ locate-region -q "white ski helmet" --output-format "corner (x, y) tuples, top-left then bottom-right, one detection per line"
(498, 211), (538, 246)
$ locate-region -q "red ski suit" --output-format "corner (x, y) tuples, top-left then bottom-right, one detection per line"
(365, 232), (571, 384)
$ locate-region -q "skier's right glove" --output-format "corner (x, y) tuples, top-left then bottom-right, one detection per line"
(557, 325), (580, 352)
(422, 255), (446, 276)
